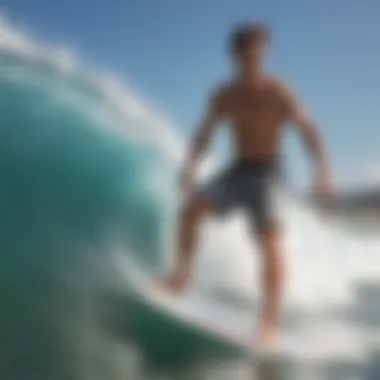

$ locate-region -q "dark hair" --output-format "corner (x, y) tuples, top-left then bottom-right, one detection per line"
(230, 22), (270, 54)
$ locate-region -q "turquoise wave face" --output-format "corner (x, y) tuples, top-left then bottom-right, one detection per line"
(0, 50), (180, 379)
(0, 52), (178, 269)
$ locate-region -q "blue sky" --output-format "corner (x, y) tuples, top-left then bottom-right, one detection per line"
(3, 0), (380, 187)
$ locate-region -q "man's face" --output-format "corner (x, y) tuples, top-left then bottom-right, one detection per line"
(235, 39), (267, 71)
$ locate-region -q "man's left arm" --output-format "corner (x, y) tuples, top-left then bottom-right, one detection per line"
(280, 83), (333, 195)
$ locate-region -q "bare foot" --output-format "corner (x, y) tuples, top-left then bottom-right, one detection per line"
(156, 272), (189, 293)
(255, 325), (277, 349)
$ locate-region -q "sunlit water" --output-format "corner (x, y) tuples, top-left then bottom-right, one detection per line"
(0, 18), (379, 380)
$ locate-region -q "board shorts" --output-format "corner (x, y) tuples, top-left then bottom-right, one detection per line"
(197, 159), (282, 230)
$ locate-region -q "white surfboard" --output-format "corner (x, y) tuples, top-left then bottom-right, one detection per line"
(118, 255), (290, 362)
(146, 285), (289, 360)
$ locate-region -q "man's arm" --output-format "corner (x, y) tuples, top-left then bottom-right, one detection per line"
(181, 87), (226, 192)
(281, 84), (332, 193)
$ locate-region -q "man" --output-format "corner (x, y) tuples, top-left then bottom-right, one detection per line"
(159, 22), (332, 347)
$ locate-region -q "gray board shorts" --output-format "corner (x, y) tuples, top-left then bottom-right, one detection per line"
(197, 159), (282, 229)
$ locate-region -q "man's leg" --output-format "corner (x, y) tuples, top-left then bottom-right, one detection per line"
(160, 197), (210, 292)
(255, 226), (284, 347)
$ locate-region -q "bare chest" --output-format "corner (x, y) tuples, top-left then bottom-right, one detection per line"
(223, 90), (284, 125)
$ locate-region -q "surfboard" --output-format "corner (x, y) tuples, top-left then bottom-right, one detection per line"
(117, 255), (289, 363)
(145, 284), (288, 360)
(115, 254), (370, 371)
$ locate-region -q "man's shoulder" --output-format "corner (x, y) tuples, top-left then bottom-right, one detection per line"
(212, 81), (235, 97)
(208, 81), (235, 108)
(266, 76), (291, 95)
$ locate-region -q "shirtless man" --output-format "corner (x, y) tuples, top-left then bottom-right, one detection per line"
(159, 23), (332, 347)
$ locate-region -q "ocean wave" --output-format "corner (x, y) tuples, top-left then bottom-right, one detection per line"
(0, 18), (182, 380)
(0, 16), (380, 380)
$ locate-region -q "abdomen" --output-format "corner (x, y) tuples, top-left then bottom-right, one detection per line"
(231, 122), (281, 160)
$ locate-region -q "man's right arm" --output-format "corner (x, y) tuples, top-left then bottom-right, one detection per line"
(181, 87), (226, 193)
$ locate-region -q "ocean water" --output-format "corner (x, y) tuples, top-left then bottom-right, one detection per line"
(1, 18), (380, 380)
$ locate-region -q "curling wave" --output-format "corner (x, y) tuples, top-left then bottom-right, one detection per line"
(1, 17), (380, 380)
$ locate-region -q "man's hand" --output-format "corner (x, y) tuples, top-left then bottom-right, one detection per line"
(315, 169), (333, 198)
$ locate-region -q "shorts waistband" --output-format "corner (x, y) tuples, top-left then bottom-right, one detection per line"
(234, 157), (280, 171)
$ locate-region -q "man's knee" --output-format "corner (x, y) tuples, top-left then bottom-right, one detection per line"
(182, 197), (210, 223)
(256, 223), (282, 257)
